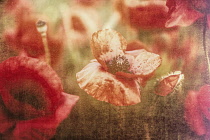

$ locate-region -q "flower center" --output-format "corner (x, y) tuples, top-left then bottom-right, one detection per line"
(11, 88), (45, 110)
(4, 78), (48, 120)
(106, 55), (130, 74)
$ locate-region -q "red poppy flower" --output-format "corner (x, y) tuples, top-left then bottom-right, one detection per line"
(166, 0), (210, 27)
(0, 56), (79, 139)
(115, 0), (168, 29)
(3, 0), (64, 67)
(184, 85), (210, 137)
(76, 29), (161, 106)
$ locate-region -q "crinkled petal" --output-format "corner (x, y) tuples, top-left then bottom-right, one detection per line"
(130, 49), (161, 76)
(184, 90), (206, 135)
(197, 85), (210, 120)
(11, 92), (79, 140)
(90, 29), (127, 70)
(165, 0), (203, 27)
(76, 61), (140, 106)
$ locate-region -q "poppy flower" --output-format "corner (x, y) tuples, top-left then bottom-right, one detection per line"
(74, 0), (104, 7)
(115, 0), (168, 29)
(60, 4), (100, 48)
(184, 85), (210, 137)
(3, 0), (64, 67)
(151, 30), (199, 69)
(155, 71), (184, 96)
(76, 29), (161, 106)
(165, 0), (210, 27)
(0, 56), (79, 139)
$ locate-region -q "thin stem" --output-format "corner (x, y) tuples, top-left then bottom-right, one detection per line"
(203, 14), (210, 82)
(36, 20), (51, 65)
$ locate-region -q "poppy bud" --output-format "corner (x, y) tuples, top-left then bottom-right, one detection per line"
(155, 71), (184, 96)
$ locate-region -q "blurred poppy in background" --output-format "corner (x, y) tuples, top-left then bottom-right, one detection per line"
(3, 0), (65, 67)
(115, 0), (168, 29)
(185, 85), (210, 138)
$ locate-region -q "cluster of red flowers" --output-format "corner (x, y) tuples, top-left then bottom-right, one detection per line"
(1, 0), (80, 139)
(166, 0), (210, 138)
(1, 0), (209, 139)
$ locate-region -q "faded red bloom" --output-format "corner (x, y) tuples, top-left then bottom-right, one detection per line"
(74, 0), (104, 6)
(151, 29), (199, 69)
(3, 0), (64, 67)
(76, 29), (161, 106)
(185, 85), (210, 137)
(60, 4), (100, 48)
(166, 0), (210, 27)
(0, 56), (79, 140)
(70, 6), (99, 42)
(115, 0), (168, 29)
(155, 71), (184, 96)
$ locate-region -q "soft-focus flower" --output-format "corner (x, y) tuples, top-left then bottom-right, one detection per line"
(0, 56), (79, 140)
(74, 0), (105, 7)
(151, 29), (199, 69)
(76, 29), (161, 106)
(155, 71), (184, 96)
(4, 0), (33, 18)
(185, 85), (210, 137)
(115, 0), (168, 29)
(166, 0), (210, 27)
(197, 85), (210, 120)
(60, 4), (100, 48)
(3, 0), (64, 67)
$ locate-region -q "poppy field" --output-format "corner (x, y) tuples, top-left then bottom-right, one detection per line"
(0, 0), (209, 139)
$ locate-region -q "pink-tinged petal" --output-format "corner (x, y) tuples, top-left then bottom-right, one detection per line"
(76, 61), (141, 106)
(166, 0), (203, 27)
(130, 49), (161, 76)
(90, 29), (127, 70)
(11, 92), (79, 140)
(197, 85), (210, 120)
(184, 90), (206, 135)
(155, 71), (184, 96)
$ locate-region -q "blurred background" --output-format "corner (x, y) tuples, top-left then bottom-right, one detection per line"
(0, 0), (208, 139)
